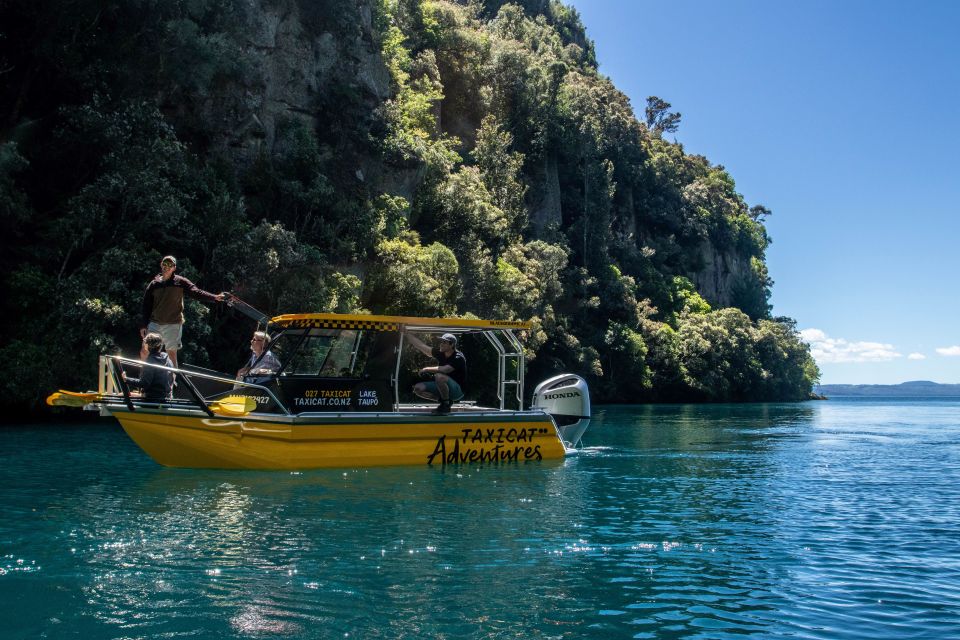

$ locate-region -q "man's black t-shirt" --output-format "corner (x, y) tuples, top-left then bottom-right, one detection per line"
(432, 346), (467, 390)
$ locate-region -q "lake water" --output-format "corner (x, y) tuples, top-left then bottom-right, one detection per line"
(2, 399), (959, 639)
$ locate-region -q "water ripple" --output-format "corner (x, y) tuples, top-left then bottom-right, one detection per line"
(3, 404), (960, 638)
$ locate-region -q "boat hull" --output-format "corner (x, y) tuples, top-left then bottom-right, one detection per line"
(107, 406), (567, 469)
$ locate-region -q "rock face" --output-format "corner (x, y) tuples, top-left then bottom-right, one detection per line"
(529, 153), (563, 235)
(690, 242), (751, 308)
(206, 0), (390, 167)
(196, 0), (756, 309)
(190, 1), (438, 206)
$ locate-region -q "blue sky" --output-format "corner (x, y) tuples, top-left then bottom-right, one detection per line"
(566, 0), (960, 384)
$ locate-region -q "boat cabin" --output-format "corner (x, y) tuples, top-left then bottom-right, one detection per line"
(246, 313), (530, 414)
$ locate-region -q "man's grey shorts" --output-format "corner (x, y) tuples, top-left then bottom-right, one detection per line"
(147, 322), (183, 351)
(420, 379), (464, 402)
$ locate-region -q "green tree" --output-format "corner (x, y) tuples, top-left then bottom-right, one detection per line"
(364, 232), (459, 316)
(645, 95), (681, 135)
(473, 115), (527, 236)
(600, 321), (651, 400)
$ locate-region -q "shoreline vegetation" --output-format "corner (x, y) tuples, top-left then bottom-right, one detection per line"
(0, 0), (818, 416)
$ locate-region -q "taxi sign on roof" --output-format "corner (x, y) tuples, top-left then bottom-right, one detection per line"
(270, 313), (531, 331)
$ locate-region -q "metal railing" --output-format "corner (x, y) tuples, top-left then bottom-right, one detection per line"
(481, 329), (525, 411)
(98, 355), (290, 416)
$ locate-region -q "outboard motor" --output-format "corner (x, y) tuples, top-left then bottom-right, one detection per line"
(532, 374), (591, 448)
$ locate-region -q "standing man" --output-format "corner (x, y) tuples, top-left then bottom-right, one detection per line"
(141, 255), (224, 368)
(407, 332), (467, 415)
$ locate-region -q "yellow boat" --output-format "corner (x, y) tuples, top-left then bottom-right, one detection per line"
(76, 313), (591, 470)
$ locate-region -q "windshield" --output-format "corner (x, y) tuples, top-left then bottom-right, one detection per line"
(272, 329), (361, 376)
(270, 329), (399, 379)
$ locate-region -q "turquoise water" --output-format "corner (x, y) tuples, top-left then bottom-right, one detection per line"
(2, 400), (959, 639)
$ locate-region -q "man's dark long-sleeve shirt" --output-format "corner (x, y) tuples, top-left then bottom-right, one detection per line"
(141, 274), (220, 327)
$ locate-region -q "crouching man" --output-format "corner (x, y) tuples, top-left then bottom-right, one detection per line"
(406, 333), (467, 415)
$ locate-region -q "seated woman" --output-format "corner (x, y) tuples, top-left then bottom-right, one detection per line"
(124, 332), (174, 401)
(237, 331), (281, 384)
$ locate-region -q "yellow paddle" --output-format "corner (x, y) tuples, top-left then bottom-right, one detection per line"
(46, 390), (101, 407)
(208, 395), (258, 417)
(47, 390), (257, 416)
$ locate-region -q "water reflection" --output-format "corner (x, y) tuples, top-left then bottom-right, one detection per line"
(3, 403), (960, 638)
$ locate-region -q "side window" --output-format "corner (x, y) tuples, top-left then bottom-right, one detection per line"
(284, 336), (333, 375)
(352, 331), (399, 379)
(318, 330), (360, 377)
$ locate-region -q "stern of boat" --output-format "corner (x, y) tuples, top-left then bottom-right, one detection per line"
(531, 374), (591, 448)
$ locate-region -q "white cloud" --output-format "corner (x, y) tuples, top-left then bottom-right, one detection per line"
(936, 346), (960, 357)
(908, 353), (926, 360)
(799, 328), (902, 363)
(799, 328), (827, 342)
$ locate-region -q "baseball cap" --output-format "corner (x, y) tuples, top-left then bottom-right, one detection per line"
(440, 333), (457, 345)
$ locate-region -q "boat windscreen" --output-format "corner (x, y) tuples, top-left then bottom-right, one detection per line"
(271, 329), (398, 379)
(272, 330), (356, 376)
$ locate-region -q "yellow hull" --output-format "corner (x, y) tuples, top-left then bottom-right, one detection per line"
(109, 406), (567, 469)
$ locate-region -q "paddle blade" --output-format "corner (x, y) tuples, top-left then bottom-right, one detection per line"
(47, 390), (100, 407)
(210, 395), (258, 416)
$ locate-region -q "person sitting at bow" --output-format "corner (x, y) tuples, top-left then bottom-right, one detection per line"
(123, 332), (174, 401)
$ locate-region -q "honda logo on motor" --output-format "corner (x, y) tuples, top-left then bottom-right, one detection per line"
(544, 391), (580, 400)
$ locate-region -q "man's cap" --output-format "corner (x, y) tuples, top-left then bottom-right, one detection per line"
(440, 333), (457, 345)
(161, 255), (177, 265)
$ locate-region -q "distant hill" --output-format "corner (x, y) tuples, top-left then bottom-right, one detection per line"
(817, 381), (960, 397)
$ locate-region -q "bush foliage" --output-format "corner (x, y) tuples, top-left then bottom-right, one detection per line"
(0, 0), (817, 414)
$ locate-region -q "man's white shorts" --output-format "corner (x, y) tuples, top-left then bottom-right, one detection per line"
(147, 322), (183, 351)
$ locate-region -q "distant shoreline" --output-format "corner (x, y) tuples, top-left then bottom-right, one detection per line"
(816, 381), (960, 397)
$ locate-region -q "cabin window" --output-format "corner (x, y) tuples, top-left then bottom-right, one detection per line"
(270, 329), (399, 380)
(274, 329), (361, 377)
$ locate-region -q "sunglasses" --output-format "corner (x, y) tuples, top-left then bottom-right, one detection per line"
(161, 261), (175, 268)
